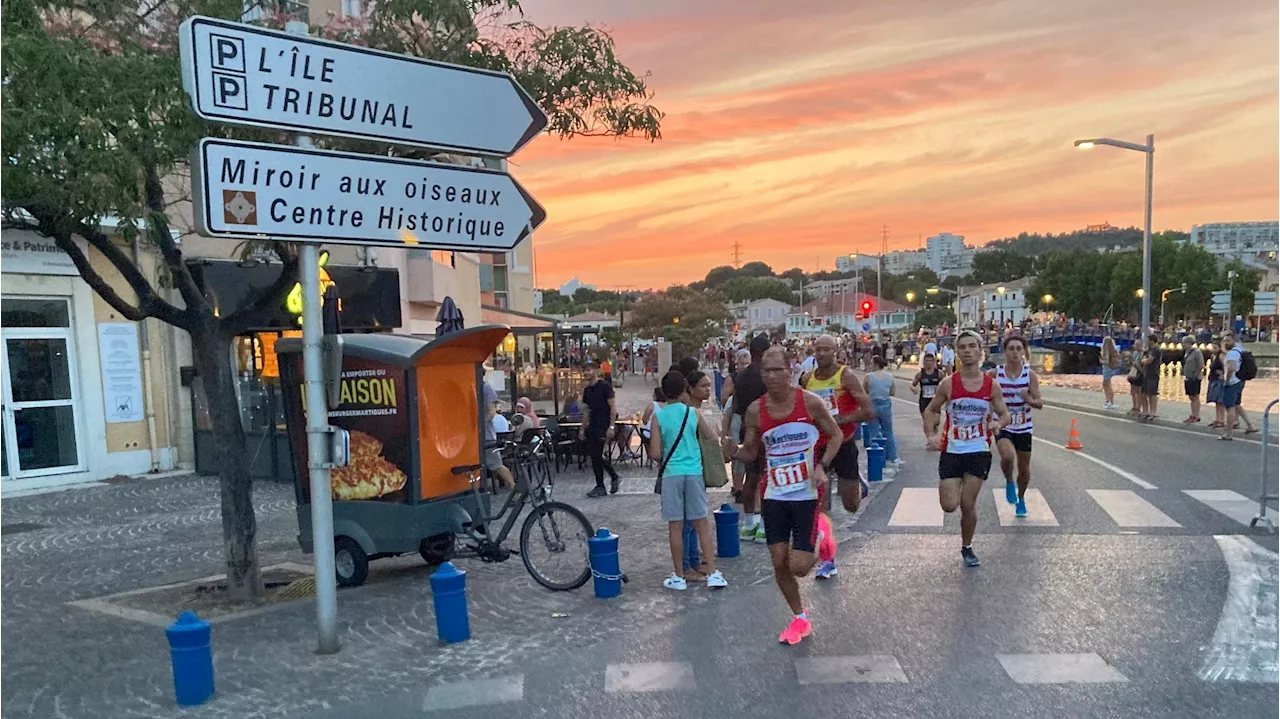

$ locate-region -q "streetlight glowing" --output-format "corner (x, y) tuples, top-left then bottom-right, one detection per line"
(996, 286), (1007, 295)
(1135, 288), (1145, 298)
(905, 291), (916, 303)
(1042, 294), (1054, 304)
(1072, 133), (1155, 339)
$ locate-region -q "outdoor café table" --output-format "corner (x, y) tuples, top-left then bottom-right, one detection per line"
(610, 419), (643, 463)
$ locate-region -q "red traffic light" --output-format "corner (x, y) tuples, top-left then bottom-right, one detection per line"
(860, 300), (874, 314)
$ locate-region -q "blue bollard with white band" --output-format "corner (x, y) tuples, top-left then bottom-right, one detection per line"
(588, 528), (624, 598)
(866, 443), (886, 483)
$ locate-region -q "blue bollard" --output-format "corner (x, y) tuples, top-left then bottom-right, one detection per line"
(866, 444), (886, 483)
(714, 503), (740, 558)
(166, 611), (214, 706)
(861, 422), (873, 446)
(588, 527), (623, 599)
(430, 561), (470, 643)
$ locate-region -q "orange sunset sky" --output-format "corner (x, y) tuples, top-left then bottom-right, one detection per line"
(511, 0), (1279, 290)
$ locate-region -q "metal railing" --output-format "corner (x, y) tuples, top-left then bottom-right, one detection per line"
(1249, 399), (1279, 533)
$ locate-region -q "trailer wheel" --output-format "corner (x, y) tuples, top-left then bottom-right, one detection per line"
(335, 536), (369, 588)
(418, 533), (455, 565)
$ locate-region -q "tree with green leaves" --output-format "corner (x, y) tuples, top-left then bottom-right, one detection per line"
(627, 285), (729, 360)
(2, 0), (661, 598)
(968, 248), (1036, 285)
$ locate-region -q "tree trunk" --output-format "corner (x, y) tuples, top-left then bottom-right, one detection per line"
(191, 325), (264, 600)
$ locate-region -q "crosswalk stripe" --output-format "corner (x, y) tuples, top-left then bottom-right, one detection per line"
(423, 675), (524, 711)
(604, 662), (696, 693)
(1184, 490), (1278, 526)
(1087, 489), (1181, 527)
(888, 487), (944, 526)
(991, 488), (1059, 526)
(996, 653), (1129, 684)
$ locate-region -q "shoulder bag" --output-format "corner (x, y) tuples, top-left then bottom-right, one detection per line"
(653, 407), (692, 494)
(697, 419), (729, 488)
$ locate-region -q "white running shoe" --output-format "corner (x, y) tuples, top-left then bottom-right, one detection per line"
(663, 574), (688, 591)
(706, 570), (728, 589)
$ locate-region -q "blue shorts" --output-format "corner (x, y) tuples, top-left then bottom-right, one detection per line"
(1221, 382), (1244, 409)
(1102, 367), (1120, 381)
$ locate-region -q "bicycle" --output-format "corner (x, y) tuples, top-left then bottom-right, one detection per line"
(420, 430), (594, 591)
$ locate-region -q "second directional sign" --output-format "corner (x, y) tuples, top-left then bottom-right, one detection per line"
(192, 138), (546, 250)
(179, 16), (547, 156)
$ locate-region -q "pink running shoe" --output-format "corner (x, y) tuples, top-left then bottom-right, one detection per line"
(778, 616), (812, 645)
(816, 512), (836, 563)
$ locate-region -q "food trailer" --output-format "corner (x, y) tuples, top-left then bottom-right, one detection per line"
(277, 325), (510, 586)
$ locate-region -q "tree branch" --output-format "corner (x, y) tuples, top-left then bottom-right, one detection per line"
(144, 164), (210, 315)
(70, 219), (192, 328)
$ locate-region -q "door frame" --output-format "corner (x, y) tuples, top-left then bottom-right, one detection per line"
(1, 296), (87, 478)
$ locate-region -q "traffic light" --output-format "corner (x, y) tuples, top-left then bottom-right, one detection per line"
(860, 300), (874, 316)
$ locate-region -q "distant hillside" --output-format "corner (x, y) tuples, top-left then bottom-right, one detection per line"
(982, 227), (1150, 256)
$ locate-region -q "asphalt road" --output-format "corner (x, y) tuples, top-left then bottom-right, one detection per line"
(301, 392), (1279, 719)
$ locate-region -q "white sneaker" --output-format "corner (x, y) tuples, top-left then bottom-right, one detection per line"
(1103, 402), (1115, 410)
(663, 574), (687, 591)
(705, 570), (728, 589)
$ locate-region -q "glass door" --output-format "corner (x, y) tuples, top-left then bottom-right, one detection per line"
(0, 298), (84, 479)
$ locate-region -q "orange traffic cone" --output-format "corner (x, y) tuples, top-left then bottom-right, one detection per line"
(1065, 418), (1083, 450)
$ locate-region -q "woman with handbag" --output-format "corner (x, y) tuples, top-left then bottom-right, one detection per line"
(650, 371), (729, 591)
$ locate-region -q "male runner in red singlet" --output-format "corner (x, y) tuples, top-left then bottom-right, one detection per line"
(724, 348), (843, 644)
(800, 334), (874, 579)
(922, 331), (1010, 568)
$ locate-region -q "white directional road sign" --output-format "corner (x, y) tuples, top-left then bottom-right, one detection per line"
(192, 138), (546, 250)
(179, 16), (547, 156)
(1211, 290), (1232, 314)
(1254, 291), (1277, 316)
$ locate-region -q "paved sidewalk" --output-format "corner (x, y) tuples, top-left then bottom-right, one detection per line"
(0, 447), (891, 719)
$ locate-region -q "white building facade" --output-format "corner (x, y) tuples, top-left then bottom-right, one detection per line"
(925, 233), (975, 278)
(883, 250), (929, 275)
(833, 254), (882, 273)
(954, 279), (1030, 327)
(1187, 222), (1278, 261)
(730, 298), (790, 338)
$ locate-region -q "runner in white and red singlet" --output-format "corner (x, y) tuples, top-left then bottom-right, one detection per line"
(724, 348), (843, 644)
(989, 335), (1044, 518)
(922, 331), (1011, 568)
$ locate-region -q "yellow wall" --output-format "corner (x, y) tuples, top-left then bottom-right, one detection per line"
(84, 241), (173, 455)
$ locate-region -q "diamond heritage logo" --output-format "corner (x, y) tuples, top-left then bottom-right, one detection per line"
(222, 189), (257, 225)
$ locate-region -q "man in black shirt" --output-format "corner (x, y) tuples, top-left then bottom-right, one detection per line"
(581, 363), (619, 497)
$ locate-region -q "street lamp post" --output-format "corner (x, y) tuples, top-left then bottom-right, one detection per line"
(1159, 282), (1188, 329)
(1075, 134), (1155, 340)
(996, 286), (1007, 326)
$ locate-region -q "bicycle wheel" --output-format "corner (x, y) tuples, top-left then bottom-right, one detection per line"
(519, 501), (592, 591)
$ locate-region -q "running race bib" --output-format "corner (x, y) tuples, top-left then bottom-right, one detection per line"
(812, 387), (838, 413)
(1009, 409), (1030, 426)
(766, 453), (811, 491)
(922, 386), (937, 398)
(951, 422), (987, 441)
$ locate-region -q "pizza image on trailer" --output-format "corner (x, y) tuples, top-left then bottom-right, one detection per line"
(330, 429), (407, 500)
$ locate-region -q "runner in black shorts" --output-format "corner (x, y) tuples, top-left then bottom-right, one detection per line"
(923, 331), (1010, 568)
(725, 348), (843, 644)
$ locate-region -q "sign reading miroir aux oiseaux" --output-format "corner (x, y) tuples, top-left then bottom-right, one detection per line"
(193, 138), (547, 250)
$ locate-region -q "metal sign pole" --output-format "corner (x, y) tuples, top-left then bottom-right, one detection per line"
(285, 19), (339, 655)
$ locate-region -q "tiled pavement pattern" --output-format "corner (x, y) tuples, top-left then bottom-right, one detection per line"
(0, 464), (865, 719)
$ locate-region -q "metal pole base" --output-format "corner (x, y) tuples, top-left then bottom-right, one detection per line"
(1249, 517), (1276, 534)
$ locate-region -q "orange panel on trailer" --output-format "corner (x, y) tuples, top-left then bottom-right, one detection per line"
(415, 362), (481, 500)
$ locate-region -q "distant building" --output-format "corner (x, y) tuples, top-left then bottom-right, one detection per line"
(729, 298), (791, 338)
(804, 278), (863, 299)
(953, 278), (1032, 327)
(559, 276), (595, 296)
(1187, 222), (1279, 262)
(925, 233), (973, 278)
(834, 254), (881, 273)
(883, 250), (929, 275)
(562, 310), (624, 331)
(1085, 222), (1117, 233)
(786, 295), (915, 337)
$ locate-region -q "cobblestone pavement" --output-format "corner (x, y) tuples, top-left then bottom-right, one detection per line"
(1, 458), (881, 719)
